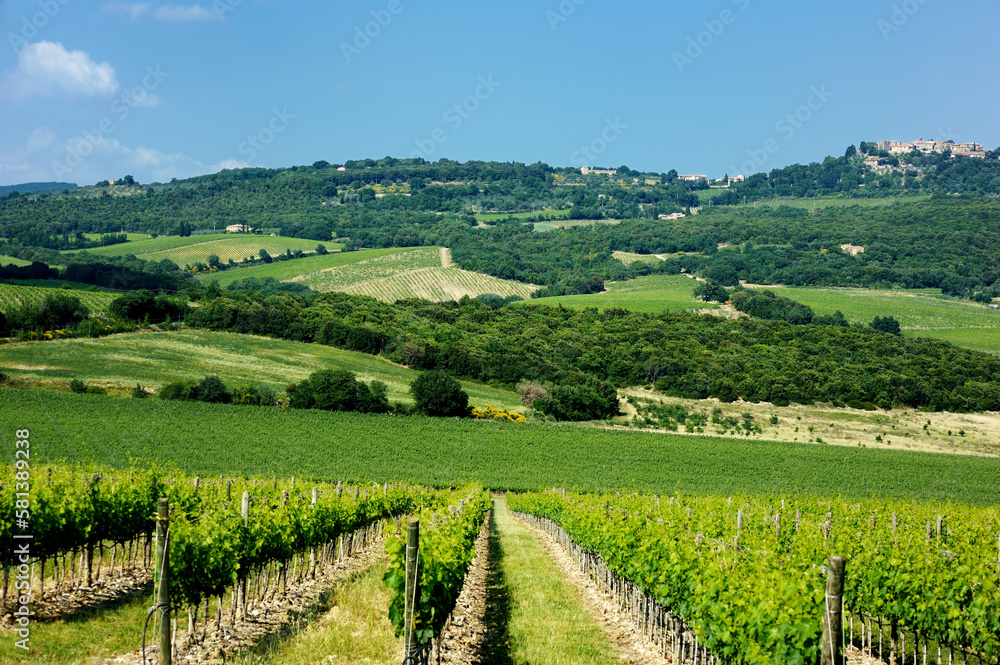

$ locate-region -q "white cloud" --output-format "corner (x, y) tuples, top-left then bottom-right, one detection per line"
(101, 2), (152, 19)
(0, 127), (248, 187)
(5, 42), (119, 99)
(154, 4), (218, 21)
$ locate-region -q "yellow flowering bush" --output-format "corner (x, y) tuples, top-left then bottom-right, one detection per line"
(471, 405), (526, 422)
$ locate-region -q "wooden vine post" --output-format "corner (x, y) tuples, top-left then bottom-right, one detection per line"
(821, 555), (846, 665)
(155, 497), (171, 665)
(403, 518), (420, 662)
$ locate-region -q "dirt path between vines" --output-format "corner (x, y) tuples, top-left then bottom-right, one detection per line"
(436, 511), (492, 663)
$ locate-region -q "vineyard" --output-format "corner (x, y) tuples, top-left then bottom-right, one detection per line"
(509, 489), (1000, 665)
(294, 247), (540, 302)
(612, 251), (668, 266)
(142, 236), (328, 266)
(69, 233), (335, 267)
(0, 283), (116, 316)
(5, 389), (1000, 504)
(0, 462), (489, 664)
(193, 247), (415, 287)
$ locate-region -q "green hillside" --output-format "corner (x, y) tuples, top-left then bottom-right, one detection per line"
(0, 329), (523, 411)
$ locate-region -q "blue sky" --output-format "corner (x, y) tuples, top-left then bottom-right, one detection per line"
(1, 0), (997, 186)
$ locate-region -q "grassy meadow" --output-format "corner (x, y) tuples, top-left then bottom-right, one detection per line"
(5, 388), (999, 504)
(0, 255), (31, 267)
(0, 329), (524, 411)
(526, 274), (715, 314)
(476, 209), (571, 222)
(765, 285), (1000, 353)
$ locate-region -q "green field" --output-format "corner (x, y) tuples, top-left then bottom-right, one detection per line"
(0, 329), (524, 411)
(0, 255), (31, 267)
(6, 388), (999, 504)
(476, 209), (571, 222)
(295, 247), (539, 302)
(766, 285), (1000, 352)
(532, 219), (621, 233)
(67, 234), (340, 266)
(0, 283), (117, 316)
(526, 274), (716, 314)
(195, 247), (415, 287)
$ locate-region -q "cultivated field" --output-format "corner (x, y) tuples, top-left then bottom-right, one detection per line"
(526, 274), (716, 314)
(532, 218), (621, 233)
(294, 247), (540, 302)
(766, 285), (1000, 353)
(0, 255), (31, 266)
(68, 234), (339, 266)
(611, 250), (670, 266)
(476, 209), (571, 222)
(195, 247), (415, 287)
(0, 328), (524, 411)
(5, 388), (999, 503)
(589, 271), (1000, 353)
(0, 283), (116, 315)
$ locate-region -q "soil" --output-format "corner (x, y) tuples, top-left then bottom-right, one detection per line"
(436, 512), (492, 664)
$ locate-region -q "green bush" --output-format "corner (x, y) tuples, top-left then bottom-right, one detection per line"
(533, 378), (619, 422)
(69, 379), (87, 394)
(196, 375), (231, 404)
(132, 384), (148, 399)
(410, 370), (470, 418)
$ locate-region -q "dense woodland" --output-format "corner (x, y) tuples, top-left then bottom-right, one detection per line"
(181, 290), (1000, 414)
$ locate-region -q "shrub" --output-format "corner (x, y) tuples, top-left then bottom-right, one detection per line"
(132, 383), (149, 399)
(871, 316), (902, 336)
(516, 381), (548, 407)
(410, 370), (469, 417)
(533, 378), (619, 421)
(196, 375), (232, 404)
(160, 380), (198, 401)
(69, 379), (87, 393)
